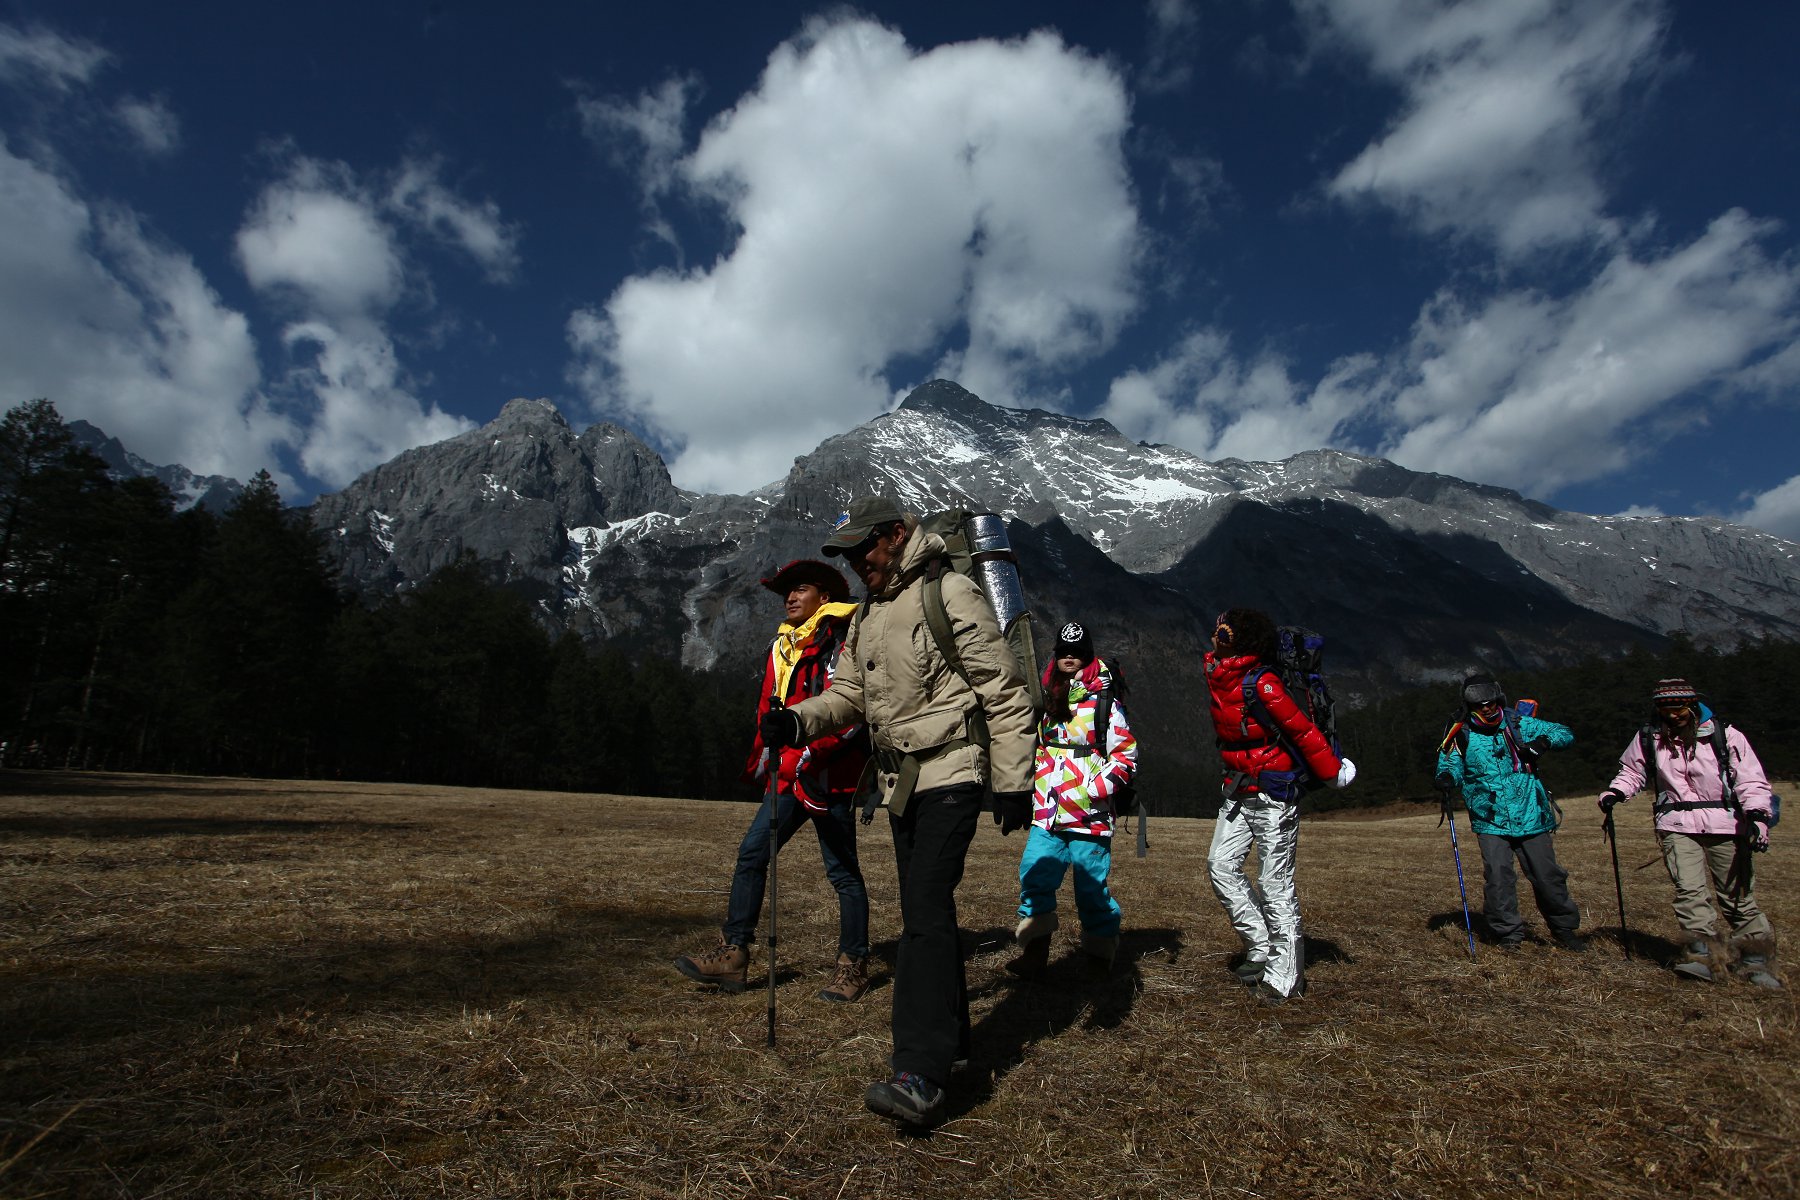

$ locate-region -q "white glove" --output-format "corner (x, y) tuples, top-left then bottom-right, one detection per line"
(1332, 757), (1357, 789)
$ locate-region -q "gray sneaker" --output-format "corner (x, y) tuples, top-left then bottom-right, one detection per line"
(1732, 953), (1783, 990)
(1672, 940), (1714, 982)
(865, 1072), (944, 1126)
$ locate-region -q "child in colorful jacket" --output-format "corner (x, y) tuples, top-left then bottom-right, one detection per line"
(1007, 622), (1138, 980)
(1435, 673), (1587, 953)
(1600, 678), (1780, 988)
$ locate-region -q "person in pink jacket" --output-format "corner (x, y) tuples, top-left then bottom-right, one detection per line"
(1600, 678), (1780, 989)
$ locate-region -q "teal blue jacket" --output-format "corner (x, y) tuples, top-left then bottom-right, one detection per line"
(1435, 715), (1573, 837)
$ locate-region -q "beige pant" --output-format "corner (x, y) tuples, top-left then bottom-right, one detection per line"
(1658, 831), (1773, 943)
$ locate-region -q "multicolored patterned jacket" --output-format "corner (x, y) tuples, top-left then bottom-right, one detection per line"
(1032, 658), (1137, 837)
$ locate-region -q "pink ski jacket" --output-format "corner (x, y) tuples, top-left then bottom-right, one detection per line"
(1605, 719), (1775, 836)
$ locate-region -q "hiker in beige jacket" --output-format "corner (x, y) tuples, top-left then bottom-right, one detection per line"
(765, 495), (1036, 1127)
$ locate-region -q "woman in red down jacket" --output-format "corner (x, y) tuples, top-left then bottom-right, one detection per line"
(1204, 607), (1354, 1003)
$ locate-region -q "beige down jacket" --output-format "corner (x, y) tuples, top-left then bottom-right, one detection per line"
(786, 521), (1037, 812)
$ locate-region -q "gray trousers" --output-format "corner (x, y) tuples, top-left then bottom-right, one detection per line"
(1476, 831), (1580, 943)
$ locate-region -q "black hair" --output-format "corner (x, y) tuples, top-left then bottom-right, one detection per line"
(1214, 607), (1278, 664)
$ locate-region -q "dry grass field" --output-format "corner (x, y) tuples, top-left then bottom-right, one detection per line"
(1, 770), (1795, 1198)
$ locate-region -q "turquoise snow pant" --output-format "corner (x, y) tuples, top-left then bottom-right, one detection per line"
(1016, 825), (1121, 937)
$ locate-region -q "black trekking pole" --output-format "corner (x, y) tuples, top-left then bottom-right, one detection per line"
(763, 698), (784, 1048)
(1438, 788), (1477, 960)
(1602, 805), (1631, 961)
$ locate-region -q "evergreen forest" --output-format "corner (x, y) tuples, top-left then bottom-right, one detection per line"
(4, 398), (1795, 815)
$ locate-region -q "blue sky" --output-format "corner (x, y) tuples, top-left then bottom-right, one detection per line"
(2, 1), (1798, 538)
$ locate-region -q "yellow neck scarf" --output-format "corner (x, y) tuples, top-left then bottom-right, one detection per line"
(773, 601), (858, 699)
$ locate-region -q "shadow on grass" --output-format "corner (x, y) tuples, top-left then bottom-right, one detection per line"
(2, 902), (705, 1047)
(912, 925), (1182, 1133)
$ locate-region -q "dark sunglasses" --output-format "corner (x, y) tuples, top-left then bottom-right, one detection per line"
(842, 533), (882, 564)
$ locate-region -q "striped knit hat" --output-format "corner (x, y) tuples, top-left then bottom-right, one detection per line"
(1651, 678), (1699, 706)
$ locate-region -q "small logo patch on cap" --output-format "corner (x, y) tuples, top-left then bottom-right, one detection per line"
(831, 511), (851, 531)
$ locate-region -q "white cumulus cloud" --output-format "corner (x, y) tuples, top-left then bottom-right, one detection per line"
(0, 136), (292, 488)
(1377, 211), (1800, 495)
(1733, 476), (1800, 542)
(568, 15), (1141, 493)
(237, 161), (405, 317)
(236, 155), (488, 489)
(1303, 0), (1668, 256)
(0, 23), (108, 91)
(115, 95), (179, 155)
(386, 159), (521, 283)
(1104, 211), (1800, 503)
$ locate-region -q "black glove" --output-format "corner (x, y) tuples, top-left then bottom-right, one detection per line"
(759, 705), (802, 749)
(991, 790), (1032, 836)
(1433, 772), (1456, 795)
(1598, 790), (1623, 814)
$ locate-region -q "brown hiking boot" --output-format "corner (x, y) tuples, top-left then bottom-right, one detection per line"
(819, 954), (869, 1003)
(674, 942), (749, 993)
(1006, 935), (1051, 980)
(1007, 912), (1057, 980)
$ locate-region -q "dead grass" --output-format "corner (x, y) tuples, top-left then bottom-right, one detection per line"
(1, 769), (1795, 1198)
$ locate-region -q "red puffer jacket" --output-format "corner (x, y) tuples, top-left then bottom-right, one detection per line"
(1205, 651), (1341, 795)
(742, 611), (871, 810)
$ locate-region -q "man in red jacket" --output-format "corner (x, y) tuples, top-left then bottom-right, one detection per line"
(674, 559), (873, 1002)
(1204, 607), (1355, 1003)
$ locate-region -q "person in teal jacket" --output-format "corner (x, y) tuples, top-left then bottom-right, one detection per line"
(1435, 673), (1588, 952)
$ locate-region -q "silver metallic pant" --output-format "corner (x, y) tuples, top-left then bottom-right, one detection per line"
(1207, 792), (1303, 996)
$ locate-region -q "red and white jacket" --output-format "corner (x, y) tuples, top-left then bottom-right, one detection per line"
(1204, 651), (1341, 797)
(1605, 718), (1775, 837)
(742, 606), (871, 811)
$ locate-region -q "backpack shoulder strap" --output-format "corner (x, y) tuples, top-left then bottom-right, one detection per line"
(1438, 718), (1468, 757)
(1638, 724), (1659, 794)
(1092, 685), (1114, 752)
(1711, 719), (1740, 804)
(919, 558), (968, 688)
(1502, 709), (1536, 774)
(917, 557), (989, 753)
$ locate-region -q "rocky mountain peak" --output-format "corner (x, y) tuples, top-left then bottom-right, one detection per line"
(494, 397), (570, 430)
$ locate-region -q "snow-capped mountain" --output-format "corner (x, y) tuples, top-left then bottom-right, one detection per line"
(301, 379), (1798, 799)
(68, 419), (245, 513)
(304, 380), (1799, 788)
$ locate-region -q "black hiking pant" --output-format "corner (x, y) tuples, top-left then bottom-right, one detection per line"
(1476, 831), (1581, 944)
(889, 783), (981, 1086)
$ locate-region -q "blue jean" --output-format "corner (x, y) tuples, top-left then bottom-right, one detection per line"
(722, 789), (868, 959)
(1017, 825), (1121, 937)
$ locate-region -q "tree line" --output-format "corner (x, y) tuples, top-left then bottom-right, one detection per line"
(5, 397), (1794, 812)
(0, 399), (750, 798)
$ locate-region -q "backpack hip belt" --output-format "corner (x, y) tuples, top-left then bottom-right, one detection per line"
(868, 735), (976, 821)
